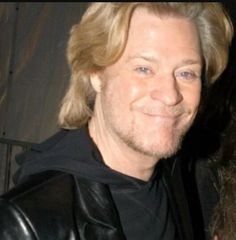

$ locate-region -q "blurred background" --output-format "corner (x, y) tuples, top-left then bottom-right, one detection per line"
(0, 3), (88, 193)
(0, 2), (235, 194)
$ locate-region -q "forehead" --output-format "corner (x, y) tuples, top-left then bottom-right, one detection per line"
(121, 7), (201, 63)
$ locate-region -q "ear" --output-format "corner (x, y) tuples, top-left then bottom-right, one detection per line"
(90, 73), (102, 93)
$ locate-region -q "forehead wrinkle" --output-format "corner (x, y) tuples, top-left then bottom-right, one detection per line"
(126, 54), (159, 64)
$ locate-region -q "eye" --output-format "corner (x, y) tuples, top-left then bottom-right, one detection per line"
(135, 66), (152, 75)
(176, 71), (198, 81)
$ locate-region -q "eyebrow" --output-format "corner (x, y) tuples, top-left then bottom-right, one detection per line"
(126, 55), (158, 63)
(177, 59), (202, 67)
(127, 55), (202, 67)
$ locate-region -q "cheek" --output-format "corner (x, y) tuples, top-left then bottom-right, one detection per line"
(129, 84), (144, 103)
(114, 78), (145, 107)
(185, 86), (201, 113)
(127, 77), (148, 105)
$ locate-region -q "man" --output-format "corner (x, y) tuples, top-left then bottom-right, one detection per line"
(0, 3), (233, 240)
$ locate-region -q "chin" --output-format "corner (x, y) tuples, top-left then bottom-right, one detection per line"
(150, 129), (187, 156)
(128, 134), (183, 159)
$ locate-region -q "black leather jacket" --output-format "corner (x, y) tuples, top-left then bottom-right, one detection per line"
(0, 171), (126, 240)
(0, 164), (193, 240)
(0, 127), (194, 240)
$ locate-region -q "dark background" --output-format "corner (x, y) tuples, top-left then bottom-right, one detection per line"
(0, 2), (235, 193)
(0, 3), (88, 192)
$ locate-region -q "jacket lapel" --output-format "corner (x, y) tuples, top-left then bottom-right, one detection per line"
(162, 157), (194, 240)
(73, 177), (126, 240)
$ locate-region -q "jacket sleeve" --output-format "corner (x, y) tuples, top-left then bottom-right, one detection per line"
(0, 199), (38, 240)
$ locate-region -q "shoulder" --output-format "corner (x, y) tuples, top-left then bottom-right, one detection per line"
(17, 126), (91, 161)
(0, 171), (77, 239)
(3, 171), (75, 201)
(16, 128), (77, 163)
(2, 171), (76, 214)
(13, 129), (74, 183)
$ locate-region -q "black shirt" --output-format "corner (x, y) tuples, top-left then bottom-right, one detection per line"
(109, 169), (176, 240)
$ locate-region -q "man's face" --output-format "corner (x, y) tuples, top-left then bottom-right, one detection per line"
(92, 8), (202, 159)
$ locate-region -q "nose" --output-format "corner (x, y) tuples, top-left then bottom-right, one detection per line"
(149, 75), (183, 106)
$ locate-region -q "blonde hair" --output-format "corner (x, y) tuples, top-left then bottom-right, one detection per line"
(59, 2), (234, 129)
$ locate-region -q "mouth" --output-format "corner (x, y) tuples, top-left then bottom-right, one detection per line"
(140, 110), (183, 119)
(133, 105), (187, 123)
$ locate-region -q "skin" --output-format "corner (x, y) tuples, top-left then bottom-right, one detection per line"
(89, 8), (202, 181)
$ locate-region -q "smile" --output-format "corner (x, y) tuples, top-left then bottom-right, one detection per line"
(140, 110), (183, 119)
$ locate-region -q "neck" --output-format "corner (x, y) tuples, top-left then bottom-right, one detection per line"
(88, 117), (159, 182)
